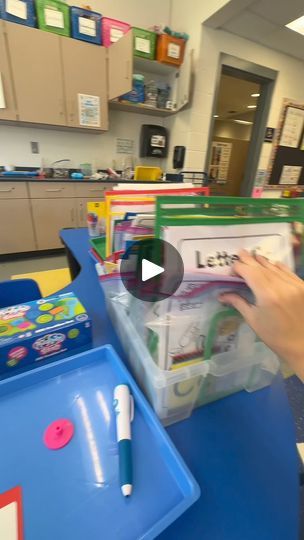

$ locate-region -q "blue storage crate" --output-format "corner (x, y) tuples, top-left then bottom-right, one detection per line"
(0, 344), (200, 539)
(0, 0), (36, 26)
(70, 6), (102, 45)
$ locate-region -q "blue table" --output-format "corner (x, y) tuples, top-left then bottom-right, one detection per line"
(61, 228), (299, 540)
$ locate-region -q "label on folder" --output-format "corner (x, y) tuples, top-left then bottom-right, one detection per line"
(45, 8), (64, 28)
(79, 17), (96, 37)
(6, 0), (27, 19)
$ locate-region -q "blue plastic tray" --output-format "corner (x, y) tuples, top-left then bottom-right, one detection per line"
(0, 345), (200, 539)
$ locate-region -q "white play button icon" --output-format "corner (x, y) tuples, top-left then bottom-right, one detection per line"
(141, 258), (164, 282)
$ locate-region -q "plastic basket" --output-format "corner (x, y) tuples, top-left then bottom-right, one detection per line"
(70, 6), (102, 45)
(35, 0), (70, 36)
(156, 34), (186, 66)
(133, 27), (156, 60)
(0, 0), (36, 26)
(102, 16), (130, 47)
(134, 166), (162, 181)
(102, 289), (279, 426)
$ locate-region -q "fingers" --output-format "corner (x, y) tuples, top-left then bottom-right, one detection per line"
(232, 253), (270, 294)
(274, 261), (303, 283)
(233, 250), (299, 293)
(255, 254), (302, 286)
(219, 293), (254, 325)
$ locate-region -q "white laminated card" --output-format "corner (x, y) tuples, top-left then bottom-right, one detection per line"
(135, 37), (150, 54)
(162, 222), (294, 275)
(78, 17), (96, 37)
(6, 0), (27, 19)
(45, 8), (64, 29)
(168, 43), (180, 59)
(110, 27), (124, 43)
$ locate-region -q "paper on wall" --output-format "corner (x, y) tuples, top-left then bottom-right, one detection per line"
(78, 94), (100, 127)
(135, 37), (150, 54)
(6, 0), (27, 19)
(279, 165), (302, 185)
(280, 106), (304, 148)
(45, 8), (64, 28)
(162, 222), (294, 274)
(209, 141), (232, 181)
(78, 17), (96, 37)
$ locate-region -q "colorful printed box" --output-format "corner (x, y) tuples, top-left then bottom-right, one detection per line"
(0, 292), (92, 376)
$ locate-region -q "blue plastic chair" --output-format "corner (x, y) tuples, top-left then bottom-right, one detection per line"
(0, 279), (42, 308)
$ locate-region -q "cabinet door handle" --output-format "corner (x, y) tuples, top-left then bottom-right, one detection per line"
(126, 60), (130, 79)
(80, 206), (84, 223)
(89, 188), (104, 192)
(0, 187), (14, 192)
(46, 188), (63, 192)
(71, 208), (75, 222)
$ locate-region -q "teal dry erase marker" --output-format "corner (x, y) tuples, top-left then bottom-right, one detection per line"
(114, 384), (134, 497)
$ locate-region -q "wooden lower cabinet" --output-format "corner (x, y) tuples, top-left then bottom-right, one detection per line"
(31, 198), (76, 250)
(0, 199), (36, 254)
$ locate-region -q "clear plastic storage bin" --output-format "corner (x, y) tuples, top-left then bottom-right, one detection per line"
(103, 288), (280, 426)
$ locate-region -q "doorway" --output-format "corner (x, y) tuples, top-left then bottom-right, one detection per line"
(206, 56), (277, 196)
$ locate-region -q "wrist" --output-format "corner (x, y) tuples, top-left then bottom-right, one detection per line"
(283, 343), (304, 381)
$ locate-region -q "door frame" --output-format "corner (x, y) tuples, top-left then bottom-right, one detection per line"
(205, 54), (277, 196)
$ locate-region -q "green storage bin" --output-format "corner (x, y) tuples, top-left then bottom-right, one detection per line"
(35, 0), (70, 36)
(133, 27), (156, 59)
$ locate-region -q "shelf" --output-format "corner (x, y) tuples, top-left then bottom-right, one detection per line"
(109, 100), (177, 117)
(133, 56), (179, 76)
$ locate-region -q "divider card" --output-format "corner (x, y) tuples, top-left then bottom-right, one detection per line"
(0, 487), (23, 540)
(162, 222), (294, 275)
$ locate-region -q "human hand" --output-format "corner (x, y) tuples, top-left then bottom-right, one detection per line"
(219, 250), (304, 380)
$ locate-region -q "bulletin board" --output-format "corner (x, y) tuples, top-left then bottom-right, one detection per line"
(267, 99), (304, 186)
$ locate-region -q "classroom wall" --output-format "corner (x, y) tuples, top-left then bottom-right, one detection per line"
(213, 120), (252, 141)
(0, 0), (172, 169)
(0, 112), (165, 169)
(165, 2), (304, 182)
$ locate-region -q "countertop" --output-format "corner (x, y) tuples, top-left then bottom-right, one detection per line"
(0, 176), (168, 184)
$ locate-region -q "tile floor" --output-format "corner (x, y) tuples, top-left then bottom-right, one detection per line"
(0, 254), (68, 281)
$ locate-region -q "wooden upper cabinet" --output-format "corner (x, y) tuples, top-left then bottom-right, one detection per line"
(0, 21), (17, 120)
(61, 37), (108, 131)
(5, 22), (66, 125)
(108, 30), (133, 101)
